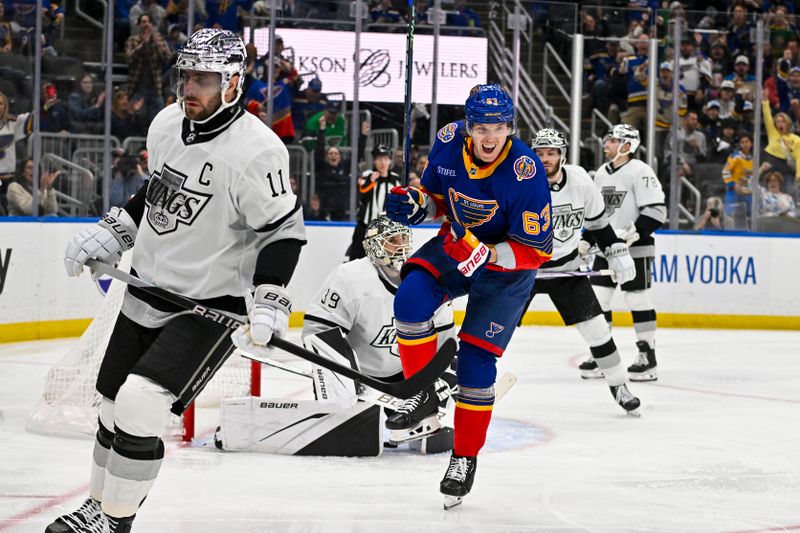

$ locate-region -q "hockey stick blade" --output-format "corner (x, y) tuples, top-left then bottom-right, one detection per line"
(86, 259), (455, 398)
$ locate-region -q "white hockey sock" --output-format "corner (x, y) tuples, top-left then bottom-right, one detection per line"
(625, 290), (656, 347)
(102, 429), (164, 518)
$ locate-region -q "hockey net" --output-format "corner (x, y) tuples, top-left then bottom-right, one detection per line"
(26, 254), (261, 441)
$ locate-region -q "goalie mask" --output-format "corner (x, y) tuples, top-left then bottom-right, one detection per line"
(531, 128), (567, 173)
(363, 216), (412, 273)
(173, 28), (246, 123)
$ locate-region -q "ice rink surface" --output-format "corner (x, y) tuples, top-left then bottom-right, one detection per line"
(1, 326), (798, 533)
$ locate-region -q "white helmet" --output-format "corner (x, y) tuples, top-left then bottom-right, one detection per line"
(531, 128), (568, 169)
(363, 216), (413, 273)
(604, 124), (640, 161)
(174, 28), (246, 123)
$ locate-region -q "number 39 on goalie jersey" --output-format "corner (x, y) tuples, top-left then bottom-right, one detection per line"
(302, 257), (455, 379)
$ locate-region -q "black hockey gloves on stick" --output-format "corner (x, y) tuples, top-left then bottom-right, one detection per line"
(86, 259), (456, 399)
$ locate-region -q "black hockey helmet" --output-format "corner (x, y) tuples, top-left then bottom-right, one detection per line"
(372, 144), (391, 158)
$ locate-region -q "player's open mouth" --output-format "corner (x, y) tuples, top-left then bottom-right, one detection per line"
(481, 143), (497, 153)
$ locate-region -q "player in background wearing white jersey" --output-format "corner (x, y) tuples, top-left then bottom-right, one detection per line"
(589, 124), (666, 382)
(50, 29), (306, 532)
(525, 129), (640, 414)
(214, 216), (456, 455)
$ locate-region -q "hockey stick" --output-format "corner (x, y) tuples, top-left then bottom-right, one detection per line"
(86, 259), (456, 399)
(402, 0), (415, 183)
(536, 269), (613, 280)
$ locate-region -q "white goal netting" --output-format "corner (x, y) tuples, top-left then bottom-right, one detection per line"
(26, 253), (258, 440)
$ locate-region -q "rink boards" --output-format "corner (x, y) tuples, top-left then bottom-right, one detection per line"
(0, 219), (798, 342)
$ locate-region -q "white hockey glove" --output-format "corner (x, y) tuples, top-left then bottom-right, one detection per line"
(604, 242), (636, 284)
(577, 239), (595, 270)
(615, 221), (640, 246)
(64, 207), (137, 278)
(231, 284), (291, 357)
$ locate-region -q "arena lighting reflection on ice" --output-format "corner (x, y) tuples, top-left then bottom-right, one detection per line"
(246, 27), (488, 105)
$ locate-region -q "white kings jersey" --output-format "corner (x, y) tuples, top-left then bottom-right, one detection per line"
(543, 164), (610, 272)
(593, 158), (666, 258)
(302, 258), (455, 378)
(125, 104), (305, 326)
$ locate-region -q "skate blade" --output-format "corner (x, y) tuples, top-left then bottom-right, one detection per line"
(443, 495), (463, 510)
(629, 372), (657, 382)
(580, 369), (604, 379)
(388, 416), (441, 444)
(625, 407), (642, 417)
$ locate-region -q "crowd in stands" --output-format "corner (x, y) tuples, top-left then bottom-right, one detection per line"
(2, 0), (463, 219)
(2, 0), (799, 232)
(581, 0), (800, 231)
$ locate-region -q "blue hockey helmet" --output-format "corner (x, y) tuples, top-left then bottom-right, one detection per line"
(464, 84), (515, 134)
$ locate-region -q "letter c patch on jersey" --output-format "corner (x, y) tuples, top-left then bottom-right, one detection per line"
(513, 155), (537, 181)
(437, 122), (458, 143)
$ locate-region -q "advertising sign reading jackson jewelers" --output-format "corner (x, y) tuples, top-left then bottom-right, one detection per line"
(247, 27), (488, 105)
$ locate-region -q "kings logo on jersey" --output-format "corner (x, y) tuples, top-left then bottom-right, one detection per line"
(145, 163), (212, 235)
(448, 188), (499, 228)
(370, 319), (399, 357)
(551, 203), (585, 243)
(600, 186), (626, 217)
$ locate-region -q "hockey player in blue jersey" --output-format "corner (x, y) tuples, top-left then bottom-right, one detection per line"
(386, 84), (553, 509)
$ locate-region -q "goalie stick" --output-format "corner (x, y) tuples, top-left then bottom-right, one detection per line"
(86, 259), (456, 399)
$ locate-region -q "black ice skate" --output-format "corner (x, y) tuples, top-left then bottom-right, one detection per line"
(578, 357), (603, 379)
(107, 514), (135, 533)
(628, 341), (658, 381)
(45, 497), (105, 533)
(386, 376), (452, 433)
(440, 453), (477, 510)
(610, 383), (641, 416)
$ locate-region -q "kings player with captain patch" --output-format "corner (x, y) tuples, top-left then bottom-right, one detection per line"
(386, 84), (552, 509)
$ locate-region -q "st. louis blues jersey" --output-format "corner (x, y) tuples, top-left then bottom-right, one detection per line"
(593, 158), (666, 258)
(302, 258), (455, 378)
(421, 121), (553, 270)
(544, 164), (609, 272)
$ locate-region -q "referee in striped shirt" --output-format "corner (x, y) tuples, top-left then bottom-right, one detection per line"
(346, 144), (403, 260)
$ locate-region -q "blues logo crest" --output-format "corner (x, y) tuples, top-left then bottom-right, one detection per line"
(437, 122), (458, 143)
(448, 188), (499, 228)
(514, 155), (537, 181)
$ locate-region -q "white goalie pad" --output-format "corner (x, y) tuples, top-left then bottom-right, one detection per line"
(303, 328), (361, 406)
(216, 397), (382, 456)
